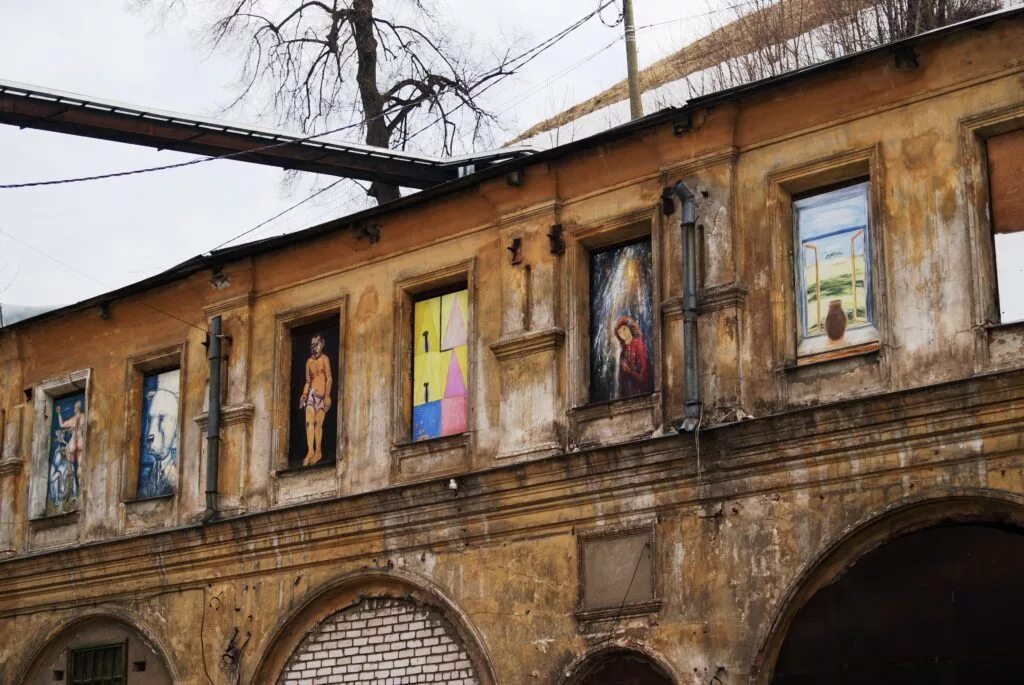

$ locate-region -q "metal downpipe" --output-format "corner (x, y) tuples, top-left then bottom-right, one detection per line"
(203, 315), (222, 522)
(673, 182), (702, 432)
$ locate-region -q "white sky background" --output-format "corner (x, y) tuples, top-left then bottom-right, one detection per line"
(0, 1), (792, 306)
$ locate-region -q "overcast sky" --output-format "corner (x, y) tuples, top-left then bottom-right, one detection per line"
(0, 1), (734, 307)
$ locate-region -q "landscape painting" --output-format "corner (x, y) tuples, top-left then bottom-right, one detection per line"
(794, 182), (872, 342)
(137, 368), (180, 499)
(45, 391), (85, 516)
(589, 239), (654, 403)
(412, 288), (468, 441)
(288, 318), (339, 468)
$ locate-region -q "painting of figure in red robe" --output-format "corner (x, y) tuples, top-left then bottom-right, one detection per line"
(589, 239), (654, 402)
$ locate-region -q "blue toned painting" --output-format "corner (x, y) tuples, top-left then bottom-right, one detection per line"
(45, 392), (85, 516)
(137, 369), (180, 499)
(589, 239), (654, 403)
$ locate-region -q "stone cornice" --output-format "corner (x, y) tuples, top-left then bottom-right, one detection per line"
(494, 200), (561, 231)
(489, 327), (565, 361)
(698, 282), (748, 314)
(193, 402), (254, 431)
(202, 293), (254, 318)
(1, 368), (1023, 613)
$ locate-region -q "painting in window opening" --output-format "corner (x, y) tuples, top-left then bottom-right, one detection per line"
(794, 182), (872, 346)
(45, 391), (85, 516)
(288, 319), (339, 468)
(137, 368), (180, 499)
(412, 288), (468, 441)
(589, 239), (654, 403)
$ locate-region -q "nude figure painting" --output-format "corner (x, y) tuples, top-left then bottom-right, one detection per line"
(288, 319), (339, 468)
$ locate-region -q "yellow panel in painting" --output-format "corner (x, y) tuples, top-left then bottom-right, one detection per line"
(440, 289), (468, 351)
(413, 352), (442, 405)
(413, 296), (441, 356)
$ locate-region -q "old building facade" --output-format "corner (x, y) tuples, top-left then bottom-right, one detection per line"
(2, 9), (1024, 684)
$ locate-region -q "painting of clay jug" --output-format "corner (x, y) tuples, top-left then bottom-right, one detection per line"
(825, 300), (847, 341)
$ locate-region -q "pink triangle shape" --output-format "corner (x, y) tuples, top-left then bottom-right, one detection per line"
(441, 298), (467, 350)
(443, 352), (467, 398)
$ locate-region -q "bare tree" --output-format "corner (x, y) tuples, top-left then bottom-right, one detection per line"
(140, 0), (517, 204)
(687, 0), (1006, 95)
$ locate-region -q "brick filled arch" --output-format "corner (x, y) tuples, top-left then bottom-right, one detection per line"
(253, 571), (496, 685)
(278, 595), (478, 684)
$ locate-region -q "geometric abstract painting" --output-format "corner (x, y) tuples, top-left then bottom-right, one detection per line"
(413, 288), (468, 441)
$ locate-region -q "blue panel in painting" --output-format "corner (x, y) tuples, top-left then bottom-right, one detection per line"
(137, 368), (180, 499)
(412, 400), (442, 441)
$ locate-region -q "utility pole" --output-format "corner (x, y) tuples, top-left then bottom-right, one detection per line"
(623, 0), (643, 120)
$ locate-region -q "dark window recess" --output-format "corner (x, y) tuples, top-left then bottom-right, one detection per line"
(987, 129), (1024, 323)
(69, 643), (125, 685)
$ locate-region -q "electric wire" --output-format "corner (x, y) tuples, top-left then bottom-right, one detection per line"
(0, 1), (618, 192)
(0, 226), (212, 335)
(592, 540), (651, 646)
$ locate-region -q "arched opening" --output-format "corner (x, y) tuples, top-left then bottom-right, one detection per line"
(252, 571), (496, 685)
(565, 649), (674, 685)
(19, 615), (175, 685)
(773, 523), (1024, 683)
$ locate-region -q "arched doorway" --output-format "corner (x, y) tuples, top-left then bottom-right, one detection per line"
(19, 615), (175, 685)
(565, 649), (674, 685)
(773, 523), (1024, 683)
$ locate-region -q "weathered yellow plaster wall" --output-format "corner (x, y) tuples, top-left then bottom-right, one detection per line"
(0, 12), (1023, 685)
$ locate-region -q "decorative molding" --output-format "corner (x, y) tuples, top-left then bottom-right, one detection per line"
(660, 147), (738, 178)
(202, 293), (254, 317)
(564, 207), (654, 241)
(660, 296), (683, 321)
(494, 442), (562, 462)
(194, 403), (255, 431)
(3, 370), (1024, 608)
(494, 199), (561, 230)
(390, 433), (469, 483)
(698, 282), (748, 314)
(27, 510), (78, 531)
(791, 340), (881, 369)
(0, 459), (22, 478)
(570, 393), (659, 425)
(489, 327), (565, 361)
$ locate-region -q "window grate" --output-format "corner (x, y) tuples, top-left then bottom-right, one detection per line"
(69, 643), (125, 685)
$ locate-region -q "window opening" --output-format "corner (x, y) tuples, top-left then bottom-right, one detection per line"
(588, 238), (654, 403)
(986, 129), (1024, 323)
(288, 318), (340, 468)
(412, 287), (468, 440)
(794, 181), (872, 348)
(45, 391), (85, 516)
(69, 643), (125, 685)
(136, 368), (180, 498)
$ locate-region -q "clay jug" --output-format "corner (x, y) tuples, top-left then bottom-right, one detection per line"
(825, 300), (847, 341)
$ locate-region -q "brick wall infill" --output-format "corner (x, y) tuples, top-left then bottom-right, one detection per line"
(278, 597), (479, 684)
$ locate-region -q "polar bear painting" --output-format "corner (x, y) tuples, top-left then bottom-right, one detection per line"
(137, 368), (180, 499)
